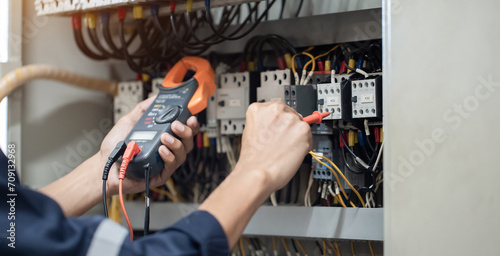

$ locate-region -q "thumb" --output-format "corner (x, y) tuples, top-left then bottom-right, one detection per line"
(127, 97), (155, 124)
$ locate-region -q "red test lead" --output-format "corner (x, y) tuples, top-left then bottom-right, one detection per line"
(303, 111), (330, 124)
(118, 140), (142, 241)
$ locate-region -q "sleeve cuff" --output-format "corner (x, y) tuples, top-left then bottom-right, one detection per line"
(169, 210), (229, 255)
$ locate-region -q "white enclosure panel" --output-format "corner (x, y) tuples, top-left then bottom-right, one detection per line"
(20, 0), (112, 190)
(384, 1), (500, 255)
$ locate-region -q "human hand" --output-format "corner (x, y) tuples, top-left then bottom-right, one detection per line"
(99, 97), (199, 196)
(235, 101), (312, 192)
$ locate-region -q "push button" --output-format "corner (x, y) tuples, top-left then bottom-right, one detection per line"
(154, 105), (181, 124)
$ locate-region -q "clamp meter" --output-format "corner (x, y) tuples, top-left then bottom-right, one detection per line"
(124, 57), (216, 179)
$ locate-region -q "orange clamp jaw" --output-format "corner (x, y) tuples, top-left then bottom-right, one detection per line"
(162, 56), (216, 115)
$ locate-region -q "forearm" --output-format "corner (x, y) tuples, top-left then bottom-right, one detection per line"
(198, 163), (272, 248)
(39, 153), (104, 217)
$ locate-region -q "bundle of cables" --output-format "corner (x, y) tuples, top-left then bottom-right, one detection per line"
(71, 1), (285, 76)
(101, 141), (152, 241)
(171, 133), (229, 203)
(240, 34), (297, 72)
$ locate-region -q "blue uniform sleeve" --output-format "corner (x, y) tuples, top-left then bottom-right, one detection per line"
(0, 150), (229, 256)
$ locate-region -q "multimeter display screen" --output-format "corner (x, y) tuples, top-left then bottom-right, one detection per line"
(129, 131), (158, 141)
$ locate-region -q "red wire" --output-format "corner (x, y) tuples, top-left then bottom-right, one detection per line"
(119, 180), (134, 241)
(117, 141), (142, 241)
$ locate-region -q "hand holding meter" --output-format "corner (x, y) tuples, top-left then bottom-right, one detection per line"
(124, 57), (216, 179)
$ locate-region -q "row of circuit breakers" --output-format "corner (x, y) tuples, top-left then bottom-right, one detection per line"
(115, 69), (382, 134)
(114, 69), (382, 183)
(213, 69), (381, 135)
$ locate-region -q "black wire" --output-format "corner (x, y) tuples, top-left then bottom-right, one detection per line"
(315, 241), (324, 255)
(204, 0), (277, 41)
(102, 180), (108, 217)
(291, 239), (299, 253)
(119, 20), (154, 76)
(144, 165), (151, 236)
(366, 133), (376, 152)
(279, 0), (286, 19)
(73, 28), (108, 60)
(341, 147), (364, 175)
(184, 5), (252, 47)
(336, 126), (360, 159)
(135, 18), (171, 61)
(295, 0), (304, 17)
(265, 0), (270, 21)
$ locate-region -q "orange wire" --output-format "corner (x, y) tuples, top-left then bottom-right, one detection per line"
(119, 179), (134, 241)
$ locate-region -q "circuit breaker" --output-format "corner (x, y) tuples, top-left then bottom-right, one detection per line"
(148, 78), (163, 98)
(114, 81), (144, 123)
(286, 85), (317, 116)
(351, 76), (382, 119)
(317, 77), (353, 121)
(256, 69), (292, 104)
(216, 72), (259, 135)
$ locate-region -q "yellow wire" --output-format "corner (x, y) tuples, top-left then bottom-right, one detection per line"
(291, 53), (299, 74)
(304, 45), (339, 71)
(329, 241), (339, 256)
(295, 240), (307, 255)
(301, 51), (316, 72)
(167, 178), (184, 201)
(310, 152), (366, 207)
(304, 46), (315, 52)
(323, 240), (327, 256)
(335, 241), (342, 256)
(351, 241), (356, 256)
(281, 238), (289, 252)
(272, 237), (277, 251)
(291, 52), (317, 74)
(239, 238), (246, 256)
(337, 194), (347, 208)
(368, 242), (374, 256)
(151, 188), (177, 202)
(310, 153), (355, 207)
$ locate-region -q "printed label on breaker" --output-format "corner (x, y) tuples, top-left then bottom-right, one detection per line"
(360, 94), (374, 103)
(326, 97), (340, 106)
(229, 99), (241, 107)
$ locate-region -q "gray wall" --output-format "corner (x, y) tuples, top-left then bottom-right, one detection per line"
(384, 0), (500, 255)
(20, 0), (114, 190)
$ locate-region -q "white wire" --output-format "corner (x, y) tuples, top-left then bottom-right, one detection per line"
(304, 171), (314, 207)
(302, 71), (314, 85)
(356, 68), (369, 78)
(372, 142), (384, 172)
(328, 183), (336, 197)
(270, 192), (278, 207)
(294, 72), (300, 86)
(355, 157), (370, 169)
(364, 119), (370, 136)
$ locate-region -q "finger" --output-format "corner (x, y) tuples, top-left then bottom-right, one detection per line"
(161, 132), (187, 164)
(186, 116), (200, 135)
(158, 145), (177, 175)
(171, 121), (194, 153)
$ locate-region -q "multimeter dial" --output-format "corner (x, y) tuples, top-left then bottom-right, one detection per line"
(154, 105), (181, 124)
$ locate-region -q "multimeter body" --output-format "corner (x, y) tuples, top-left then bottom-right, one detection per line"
(124, 57), (215, 179)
